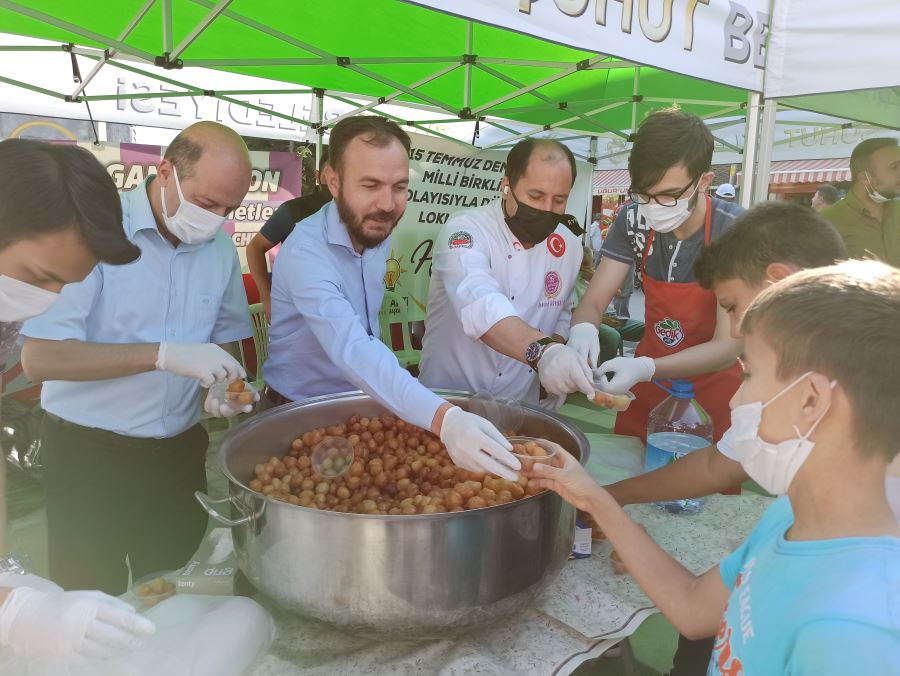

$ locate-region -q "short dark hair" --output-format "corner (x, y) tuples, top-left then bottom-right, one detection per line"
(741, 260), (900, 461)
(849, 137), (898, 183)
(0, 139), (140, 265)
(629, 108), (714, 191)
(815, 184), (839, 205)
(694, 201), (847, 289)
(163, 132), (204, 179)
(327, 116), (411, 171)
(506, 139), (577, 188)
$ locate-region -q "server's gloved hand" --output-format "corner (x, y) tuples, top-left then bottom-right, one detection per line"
(595, 355), (656, 394)
(567, 322), (601, 368)
(538, 343), (595, 398)
(204, 382), (260, 418)
(0, 582), (156, 659)
(0, 572), (61, 595)
(155, 342), (246, 388)
(439, 407), (519, 482)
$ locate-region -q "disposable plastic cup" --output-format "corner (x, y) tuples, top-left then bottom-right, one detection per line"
(311, 436), (355, 478)
(507, 436), (558, 474)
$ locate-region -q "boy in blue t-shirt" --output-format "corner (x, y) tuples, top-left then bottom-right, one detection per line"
(531, 260), (900, 674)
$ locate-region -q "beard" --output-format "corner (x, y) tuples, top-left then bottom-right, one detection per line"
(335, 191), (403, 250)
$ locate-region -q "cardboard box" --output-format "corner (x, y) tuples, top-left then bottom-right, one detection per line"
(175, 528), (239, 595)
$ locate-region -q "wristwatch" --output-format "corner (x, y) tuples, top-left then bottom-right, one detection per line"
(525, 336), (559, 371)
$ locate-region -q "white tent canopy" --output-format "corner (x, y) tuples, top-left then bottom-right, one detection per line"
(766, 0), (900, 129)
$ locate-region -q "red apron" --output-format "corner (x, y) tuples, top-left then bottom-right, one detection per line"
(614, 195), (741, 445)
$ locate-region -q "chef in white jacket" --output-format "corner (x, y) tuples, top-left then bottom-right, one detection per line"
(420, 139), (594, 407)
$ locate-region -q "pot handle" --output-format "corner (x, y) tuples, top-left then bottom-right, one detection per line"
(195, 491), (255, 527)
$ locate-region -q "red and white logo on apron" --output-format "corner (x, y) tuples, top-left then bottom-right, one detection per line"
(654, 317), (685, 348)
(547, 233), (566, 257)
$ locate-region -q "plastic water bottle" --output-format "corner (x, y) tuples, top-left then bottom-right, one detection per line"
(644, 379), (713, 514)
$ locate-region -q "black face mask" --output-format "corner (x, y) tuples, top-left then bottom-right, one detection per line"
(503, 188), (584, 245)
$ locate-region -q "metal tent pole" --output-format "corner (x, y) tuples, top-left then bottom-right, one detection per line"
(464, 22), (473, 110)
(752, 97), (778, 204)
(314, 89), (324, 172)
(169, 0), (233, 61)
(631, 67), (640, 135)
(740, 92), (762, 208)
(71, 0), (156, 99)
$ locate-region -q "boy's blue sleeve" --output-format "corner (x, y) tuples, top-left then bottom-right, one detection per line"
(719, 497), (792, 590)
(788, 621), (900, 675)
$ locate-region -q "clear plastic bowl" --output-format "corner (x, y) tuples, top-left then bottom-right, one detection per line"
(589, 389), (636, 412)
(311, 436), (355, 478)
(507, 436), (558, 473)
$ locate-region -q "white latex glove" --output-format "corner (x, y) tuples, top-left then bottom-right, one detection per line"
(439, 407), (520, 482)
(0, 585), (156, 660)
(155, 342), (246, 388)
(538, 393), (567, 412)
(567, 322), (601, 368)
(0, 572), (61, 595)
(595, 355), (656, 394)
(204, 382), (260, 418)
(537, 343), (595, 398)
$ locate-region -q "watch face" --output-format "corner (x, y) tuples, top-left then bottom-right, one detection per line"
(525, 341), (542, 365)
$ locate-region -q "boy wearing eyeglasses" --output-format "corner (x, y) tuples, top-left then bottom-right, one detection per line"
(553, 108), (745, 446)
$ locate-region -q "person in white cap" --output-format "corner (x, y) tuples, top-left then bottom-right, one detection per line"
(714, 183), (736, 202)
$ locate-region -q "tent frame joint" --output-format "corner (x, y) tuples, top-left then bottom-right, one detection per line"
(337, 56), (351, 68)
(458, 107), (475, 120)
(576, 59), (591, 71)
(154, 53), (184, 70)
(631, 94), (644, 103)
(462, 53), (477, 65)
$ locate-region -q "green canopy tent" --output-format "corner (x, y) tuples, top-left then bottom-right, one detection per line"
(0, 0), (750, 162)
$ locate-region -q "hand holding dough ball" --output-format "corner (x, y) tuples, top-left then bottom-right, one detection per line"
(205, 379), (259, 418)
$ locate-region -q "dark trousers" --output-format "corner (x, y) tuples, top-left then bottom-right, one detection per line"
(670, 635), (715, 676)
(41, 414), (209, 595)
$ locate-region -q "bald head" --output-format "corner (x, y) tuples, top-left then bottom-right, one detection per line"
(165, 121), (250, 179)
(506, 138), (576, 189)
(157, 122), (252, 220)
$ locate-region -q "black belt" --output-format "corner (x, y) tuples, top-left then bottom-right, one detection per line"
(264, 386), (292, 407)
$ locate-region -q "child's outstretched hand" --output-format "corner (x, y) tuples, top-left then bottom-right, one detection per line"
(527, 444), (606, 513)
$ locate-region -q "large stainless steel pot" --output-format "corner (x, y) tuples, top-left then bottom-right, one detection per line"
(197, 391), (589, 639)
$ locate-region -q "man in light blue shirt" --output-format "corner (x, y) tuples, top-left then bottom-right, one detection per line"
(20, 122), (253, 595)
(263, 116), (518, 482)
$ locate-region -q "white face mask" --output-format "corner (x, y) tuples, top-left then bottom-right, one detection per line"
(160, 166), (227, 244)
(0, 275), (60, 322)
(637, 182), (700, 234)
(864, 171), (896, 204)
(729, 371), (836, 495)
